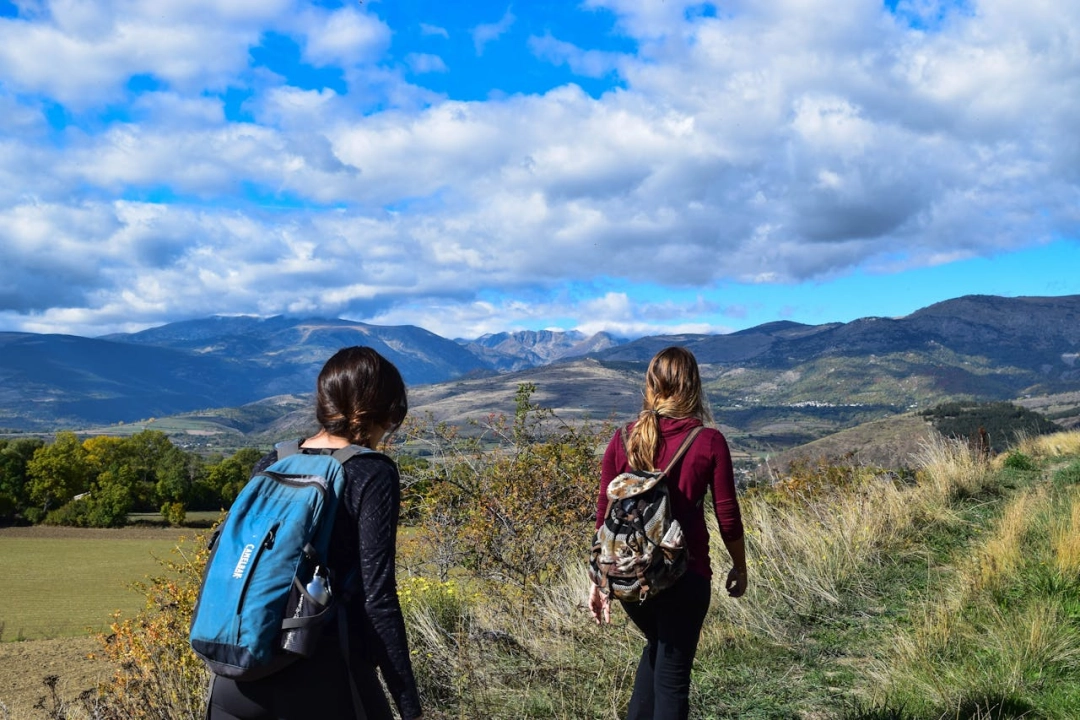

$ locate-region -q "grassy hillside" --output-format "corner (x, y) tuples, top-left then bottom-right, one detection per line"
(1018, 390), (1080, 430)
(10, 422), (1080, 719)
(406, 358), (644, 426)
(65, 394), (312, 456)
(761, 411), (939, 473)
(393, 431), (1080, 718)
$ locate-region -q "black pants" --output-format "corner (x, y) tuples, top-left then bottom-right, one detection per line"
(207, 632), (392, 720)
(621, 571), (712, 720)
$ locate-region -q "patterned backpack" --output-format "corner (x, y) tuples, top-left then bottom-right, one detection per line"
(589, 426), (703, 603)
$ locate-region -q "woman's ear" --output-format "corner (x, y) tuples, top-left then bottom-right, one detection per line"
(368, 423), (391, 448)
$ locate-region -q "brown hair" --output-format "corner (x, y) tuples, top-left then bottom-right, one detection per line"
(315, 346), (408, 447)
(626, 346), (711, 471)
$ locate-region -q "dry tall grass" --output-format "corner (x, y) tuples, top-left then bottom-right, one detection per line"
(870, 439), (1080, 715)
(1011, 430), (1080, 460)
(711, 434), (997, 645)
(712, 477), (911, 642)
(400, 556), (643, 717)
(886, 598), (1080, 709)
(975, 487), (1044, 592)
(912, 433), (995, 508)
(1052, 488), (1080, 575)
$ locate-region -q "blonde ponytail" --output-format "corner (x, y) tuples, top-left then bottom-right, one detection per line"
(625, 347), (711, 471)
(627, 409), (661, 471)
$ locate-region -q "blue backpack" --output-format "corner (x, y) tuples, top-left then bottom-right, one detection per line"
(189, 441), (377, 684)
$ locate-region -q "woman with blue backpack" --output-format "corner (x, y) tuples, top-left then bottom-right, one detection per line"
(206, 346), (423, 720)
(589, 346), (747, 720)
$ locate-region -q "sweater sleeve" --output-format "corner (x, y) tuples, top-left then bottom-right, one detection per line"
(708, 431), (744, 543)
(352, 460), (422, 720)
(595, 430), (624, 529)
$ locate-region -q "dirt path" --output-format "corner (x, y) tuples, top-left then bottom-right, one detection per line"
(0, 636), (111, 718)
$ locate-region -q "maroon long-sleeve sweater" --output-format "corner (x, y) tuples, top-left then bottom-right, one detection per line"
(596, 416), (744, 580)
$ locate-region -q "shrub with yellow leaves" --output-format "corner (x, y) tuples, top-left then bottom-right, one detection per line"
(87, 532), (211, 720)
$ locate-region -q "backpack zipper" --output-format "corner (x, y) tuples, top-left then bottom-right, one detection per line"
(235, 523), (279, 622)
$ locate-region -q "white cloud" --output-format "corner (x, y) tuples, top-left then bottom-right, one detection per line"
(129, 92), (226, 127)
(419, 23), (449, 38)
(472, 7), (514, 55)
(1, 0), (1079, 338)
(0, 0), (289, 106)
(529, 34), (622, 78)
(405, 52), (448, 74)
(299, 6), (390, 68)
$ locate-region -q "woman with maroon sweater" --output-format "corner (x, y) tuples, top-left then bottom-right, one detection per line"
(589, 346), (747, 720)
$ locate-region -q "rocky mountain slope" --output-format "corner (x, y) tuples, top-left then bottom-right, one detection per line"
(102, 316), (491, 391)
(593, 295), (1080, 381)
(460, 330), (621, 371)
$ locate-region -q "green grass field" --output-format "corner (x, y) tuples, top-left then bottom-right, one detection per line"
(0, 527), (195, 641)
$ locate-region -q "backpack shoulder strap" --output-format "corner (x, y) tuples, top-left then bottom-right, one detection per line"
(658, 426), (704, 477)
(331, 444), (397, 466)
(273, 443), (388, 466)
(274, 439), (301, 459)
(331, 444), (368, 464)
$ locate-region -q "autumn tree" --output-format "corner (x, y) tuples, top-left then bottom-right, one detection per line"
(402, 384), (604, 607)
(79, 435), (140, 527)
(26, 431), (91, 519)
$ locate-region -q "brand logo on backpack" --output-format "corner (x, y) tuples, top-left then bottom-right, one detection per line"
(232, 544), (256, 579)
(588, 426), (702, 603)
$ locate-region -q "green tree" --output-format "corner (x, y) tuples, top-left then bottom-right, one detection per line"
(0, 437), (44, 519)
(200, 447), (264, 509)
(921, 401), (1061, 453)
(27, 432), (91, 516)
(116, 430), (201, 514)
(120, 430), (179, 511)
(154, 448), (194, 506)
(150, 438), (205, 523)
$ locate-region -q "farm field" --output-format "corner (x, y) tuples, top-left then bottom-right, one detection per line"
(0, 526), (197, 641)
(0, 525), (203, 718)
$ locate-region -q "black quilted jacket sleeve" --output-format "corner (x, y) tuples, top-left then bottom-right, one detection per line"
(252, 448), (422, 719)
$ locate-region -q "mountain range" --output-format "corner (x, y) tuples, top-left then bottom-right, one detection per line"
(0, 316), (619, 430)
(1, 295), (1079, 449)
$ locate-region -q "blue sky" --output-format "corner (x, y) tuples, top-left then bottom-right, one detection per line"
(1, 0), (1078, 340)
